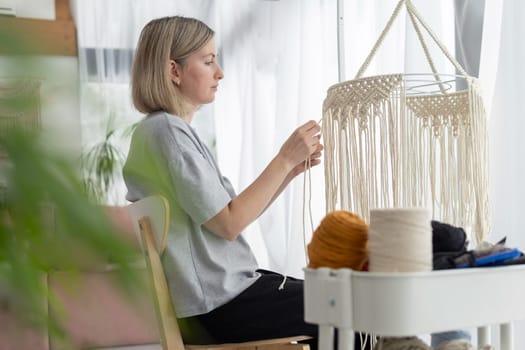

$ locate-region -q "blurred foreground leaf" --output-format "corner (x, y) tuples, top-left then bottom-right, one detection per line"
(0, 128), (141, 339)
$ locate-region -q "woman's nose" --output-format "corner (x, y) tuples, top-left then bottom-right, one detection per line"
(216, 64), (224, 80)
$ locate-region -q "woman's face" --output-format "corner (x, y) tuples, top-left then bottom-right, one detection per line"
(171, 37), (224, 110)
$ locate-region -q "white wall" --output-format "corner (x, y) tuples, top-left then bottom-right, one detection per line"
(14, 0), (55, 20)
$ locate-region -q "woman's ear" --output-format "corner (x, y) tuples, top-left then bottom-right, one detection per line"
(169, 60), (182, 85)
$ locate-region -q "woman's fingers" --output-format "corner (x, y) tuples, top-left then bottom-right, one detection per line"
(300, 120), (321, 133)
(300, 122), (322, 151)
(311, 134), (322, 147)
(279, 120), (323, 170)
(299, 121), (321, 141)
(310, 151), (322, 159)
(310, 159), (321, 167)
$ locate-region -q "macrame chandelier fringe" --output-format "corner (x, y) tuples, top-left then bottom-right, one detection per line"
(323, 73), (489, 243)
(322, 0), (490, 244)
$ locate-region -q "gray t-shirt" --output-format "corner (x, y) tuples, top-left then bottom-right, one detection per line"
(123, 112), (260, 317)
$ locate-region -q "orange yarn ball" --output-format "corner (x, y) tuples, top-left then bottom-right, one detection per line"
(307, 210), (369, 270)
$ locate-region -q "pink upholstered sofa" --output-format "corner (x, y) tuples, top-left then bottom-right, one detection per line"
(0, 206), (160, 350)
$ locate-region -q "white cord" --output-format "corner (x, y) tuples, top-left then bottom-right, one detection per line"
(302, 158), (310, 266)
(278, 275), (287, 290)
(302, 118), (323, 266)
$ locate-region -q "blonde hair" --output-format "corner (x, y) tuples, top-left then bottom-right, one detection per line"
(131, 16), (214, 116)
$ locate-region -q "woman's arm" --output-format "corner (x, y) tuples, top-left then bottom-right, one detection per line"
(261, 148), (323, 215)
(204, 120), (323, 241)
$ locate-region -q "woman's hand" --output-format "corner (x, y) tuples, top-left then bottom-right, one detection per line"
(278, 120), (323, 171)
(290, 146), (323, 177)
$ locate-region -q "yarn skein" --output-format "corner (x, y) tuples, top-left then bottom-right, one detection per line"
(369, 208), (432, 272)
(308, 210), (368, 270)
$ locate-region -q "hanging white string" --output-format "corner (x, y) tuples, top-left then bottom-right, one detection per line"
(302, 156), (312, 266)
(281, 120), (322, 290)
(279, 158), (312, 291)
(301, 118), (323, 266)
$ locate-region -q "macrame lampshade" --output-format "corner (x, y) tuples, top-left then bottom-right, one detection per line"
(322, 0), (489, 243)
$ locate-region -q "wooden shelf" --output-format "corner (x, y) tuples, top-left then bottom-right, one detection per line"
(0, 0), (76, 56)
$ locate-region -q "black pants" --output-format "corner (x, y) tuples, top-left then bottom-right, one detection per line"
(196, 270), (369, 350)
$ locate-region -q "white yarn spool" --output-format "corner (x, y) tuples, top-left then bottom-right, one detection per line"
(369, 208), (432, 272)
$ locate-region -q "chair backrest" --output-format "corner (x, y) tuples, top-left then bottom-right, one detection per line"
(128, 195), (170, 255)
(128, 195), (185, 350)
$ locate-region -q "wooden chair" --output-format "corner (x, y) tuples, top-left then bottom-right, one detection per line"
(128, 195), (311, 350)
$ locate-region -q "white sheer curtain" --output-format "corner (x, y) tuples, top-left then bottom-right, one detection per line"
(480, 1), (525, 347)
(481, 0), (525, 249)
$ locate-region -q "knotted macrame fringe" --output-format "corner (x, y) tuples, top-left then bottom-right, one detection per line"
(322, 74), (489, 243)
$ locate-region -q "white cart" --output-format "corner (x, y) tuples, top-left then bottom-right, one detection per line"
(304, 265), (525, 350)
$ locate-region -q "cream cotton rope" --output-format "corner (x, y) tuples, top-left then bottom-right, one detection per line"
(302, 156), (313, 266)
(369, 208), (432, 272)
(368, 208), (432, 350)
(322, 0), (490, 244)
(302, 118), (324, 267)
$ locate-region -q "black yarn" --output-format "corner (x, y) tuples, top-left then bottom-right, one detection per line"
(431, 220), (468, 270)
(431, 220), (467, 253)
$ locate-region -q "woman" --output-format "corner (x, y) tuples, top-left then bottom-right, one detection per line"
(123, 16), (322, 345)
